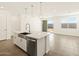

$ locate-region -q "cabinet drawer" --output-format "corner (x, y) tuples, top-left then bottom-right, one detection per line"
(14, 34), (27, 52)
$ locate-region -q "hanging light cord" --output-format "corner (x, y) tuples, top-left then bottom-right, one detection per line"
(40, 2), (42, 18)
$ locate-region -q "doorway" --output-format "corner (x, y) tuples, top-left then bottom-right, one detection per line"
(0, 13), (7, 40)
(47, 18), (53, 32)
(42, 18), (54, 52)
(42, 20), (47, 32)
(42, 18), (54, 32)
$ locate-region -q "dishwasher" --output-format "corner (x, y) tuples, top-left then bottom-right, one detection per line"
(27, 37), (37, 56)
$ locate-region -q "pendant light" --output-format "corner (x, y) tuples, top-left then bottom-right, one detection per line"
(24, 8), (27, 16)
(31, 4), (34, 17)
(40, 2), (43, 19)
(40, 2), (42, 18)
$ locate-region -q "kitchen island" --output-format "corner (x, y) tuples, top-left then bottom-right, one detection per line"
(13, 32), (49, 56)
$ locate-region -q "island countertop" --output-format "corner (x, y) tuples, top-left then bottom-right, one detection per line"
(26, 32), (48, 39)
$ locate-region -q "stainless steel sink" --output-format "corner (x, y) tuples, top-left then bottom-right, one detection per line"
(18, 32), (31, 38)
(20, 32), (30, 35)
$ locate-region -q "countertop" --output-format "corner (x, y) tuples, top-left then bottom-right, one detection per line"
(15, 31), (48, 40)
(26, 32), (48, 39)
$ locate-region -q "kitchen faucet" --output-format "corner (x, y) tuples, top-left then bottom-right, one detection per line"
(26, 24), (30, 33)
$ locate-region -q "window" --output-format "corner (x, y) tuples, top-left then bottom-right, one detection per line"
(48, 18), (53, 29)
(68, 23), (76, 28)
(61, 23), (67, 28)
(61, 16), (77, 29)
(47, 18), (53, 32)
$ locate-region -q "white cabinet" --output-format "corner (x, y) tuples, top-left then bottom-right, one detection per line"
(37, 37), (46, 56)
(19, 38), (27, 52)
(13, 34), (27, 52)
(13, 34), (20, 46)
(37, 36), (49, 56)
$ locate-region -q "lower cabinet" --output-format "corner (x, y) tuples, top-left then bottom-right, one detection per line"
(37, 37), (46, 56)
(13, 34), (49, 56)
(14, 34), (27, 52)
(20, 38), (27, 52)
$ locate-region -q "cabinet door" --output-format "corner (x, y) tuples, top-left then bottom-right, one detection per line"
(1, 15), (7, 40)
(13, 34), (27, 52)
(16, 37), (21, 47)
(0, 15), (7, 40)
(20, 38), (27, 52)
(0, 16), (2, 40)
(13, 34), (21, 47)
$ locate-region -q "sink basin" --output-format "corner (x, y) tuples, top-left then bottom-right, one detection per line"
(20, 32), (30, 35)
(18, 32), (31, 38)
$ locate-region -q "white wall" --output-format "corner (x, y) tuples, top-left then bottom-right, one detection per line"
(53, 15), (79, 36)
(0, 10), (21, 39)
(8, 14), (21, 34)
(19, 3), (79, 35)
(20, 3), (42, 33)
(20, 15), (42, 33)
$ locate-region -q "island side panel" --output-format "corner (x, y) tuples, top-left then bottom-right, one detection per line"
(45, 35), (50, 53)
(37, 37), (46, 56)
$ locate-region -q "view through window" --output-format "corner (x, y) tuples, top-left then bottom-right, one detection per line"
(61, 16), (77, 29)
(48, 18), (53, 32)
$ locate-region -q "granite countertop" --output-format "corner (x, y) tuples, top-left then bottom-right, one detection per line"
(26, 32), (48, 39)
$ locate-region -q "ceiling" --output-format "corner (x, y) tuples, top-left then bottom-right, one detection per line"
(0, 2), (79, 16)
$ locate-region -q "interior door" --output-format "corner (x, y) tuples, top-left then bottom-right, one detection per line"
(0, 14), (7, 40)
(0, 15), (2, 40)
(1, 15), (7, 40)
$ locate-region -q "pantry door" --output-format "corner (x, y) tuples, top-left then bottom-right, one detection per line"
(0, 14), (7, 40)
